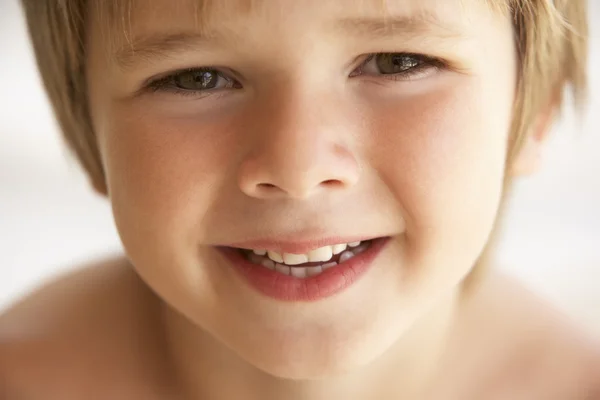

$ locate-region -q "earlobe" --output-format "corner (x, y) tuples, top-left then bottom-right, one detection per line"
(510, 135), (543, 176)
(510, 102), (558, 177)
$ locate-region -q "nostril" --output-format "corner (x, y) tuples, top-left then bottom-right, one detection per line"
(255, 183), (286, 196)
(256, 179), (343, 194)
(257, 183), (278, 190)
(322, 179), (344, 188)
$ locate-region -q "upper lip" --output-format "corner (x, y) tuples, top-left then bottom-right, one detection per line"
(219, 235), (387, 254)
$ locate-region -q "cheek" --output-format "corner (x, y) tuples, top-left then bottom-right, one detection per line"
(100, 104), (239, 246)
(368, 78), (511, 254)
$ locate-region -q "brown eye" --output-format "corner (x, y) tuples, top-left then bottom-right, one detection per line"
(147, 67), (241, 96)
(351, 52), (443, 81)
(375, 54), (423, 74)
(173, 69), (221, 90)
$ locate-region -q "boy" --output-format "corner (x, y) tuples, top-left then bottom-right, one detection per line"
(1, 0), (599, 398)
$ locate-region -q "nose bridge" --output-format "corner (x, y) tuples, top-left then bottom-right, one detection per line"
(265, 86), (331, 166)
(237, 84), (360, 199)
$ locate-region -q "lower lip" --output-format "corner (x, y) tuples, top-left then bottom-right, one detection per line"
(216, 237), (390, 302)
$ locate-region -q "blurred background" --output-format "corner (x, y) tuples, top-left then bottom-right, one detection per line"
(1, 0), (599, 333)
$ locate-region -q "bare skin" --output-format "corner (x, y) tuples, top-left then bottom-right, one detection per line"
(0, 258), (598, 400)
(4, 0), (596, 397)
(31, 0), (593, 398)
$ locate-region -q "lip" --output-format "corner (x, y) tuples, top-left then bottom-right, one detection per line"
(223, 235), (382, 254)
(216, 237), (391, 302)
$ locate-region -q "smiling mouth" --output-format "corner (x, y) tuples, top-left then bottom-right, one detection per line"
(218, 237), (391, 301)
(236, 239), (374, 278)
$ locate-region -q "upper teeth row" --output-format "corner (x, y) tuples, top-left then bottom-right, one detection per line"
(252, 242), (362, 265)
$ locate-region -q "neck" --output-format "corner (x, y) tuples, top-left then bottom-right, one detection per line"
(159, 289), (462, 400)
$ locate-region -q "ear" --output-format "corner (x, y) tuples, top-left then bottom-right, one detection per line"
(510, 102), (558, 176)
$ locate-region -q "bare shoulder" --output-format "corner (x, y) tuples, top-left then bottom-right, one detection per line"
(464, 271), (600, 399)
(0, 257), (170, 399)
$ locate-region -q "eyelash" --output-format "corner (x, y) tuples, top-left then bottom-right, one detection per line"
(146, 68), (239, 98)
(145, 53), (447, 98)
(351, 53), (446, 80)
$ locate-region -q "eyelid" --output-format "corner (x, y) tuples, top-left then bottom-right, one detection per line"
(142, 66), (240, 97)
(139, 52), (451, 99)
(351, 52), (449, 81)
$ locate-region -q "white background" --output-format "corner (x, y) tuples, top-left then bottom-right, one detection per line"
(1, 0), (599, 333)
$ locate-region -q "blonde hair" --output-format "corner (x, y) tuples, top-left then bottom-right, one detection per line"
(19, 0), (588, 194)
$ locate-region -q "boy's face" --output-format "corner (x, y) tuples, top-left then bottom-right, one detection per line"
(87, 0), (516, 377)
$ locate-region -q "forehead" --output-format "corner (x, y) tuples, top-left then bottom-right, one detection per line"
(91, 0), (510, 41)
(94, 0), (510, 18)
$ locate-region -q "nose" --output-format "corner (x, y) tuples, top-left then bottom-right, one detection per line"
(237, 93), (360, 200)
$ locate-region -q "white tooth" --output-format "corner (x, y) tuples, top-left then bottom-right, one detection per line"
(339, 251), (355, 263)
(268, 251), (284, 263)
(253, 249), (267, 256)
(290, 267), (307, 278)
(308, 246), (333, 262)
(261, 259), (275, 270)
(322, 262), (337, 270)
(332, 244), (347, 255)
(306, 266), (323, 277)
(348, 241), (361, 247)
(283, 253), (308, 265)
(275, 263), (290, 276)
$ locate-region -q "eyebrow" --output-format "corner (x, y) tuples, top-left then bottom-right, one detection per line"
(114, 31), (223, 70)
(335, 13), (465, 40)
(114, 12), (465, 70)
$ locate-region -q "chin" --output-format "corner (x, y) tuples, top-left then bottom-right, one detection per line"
(248, 350), (376, 380)
(228, 317), (410, 381)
